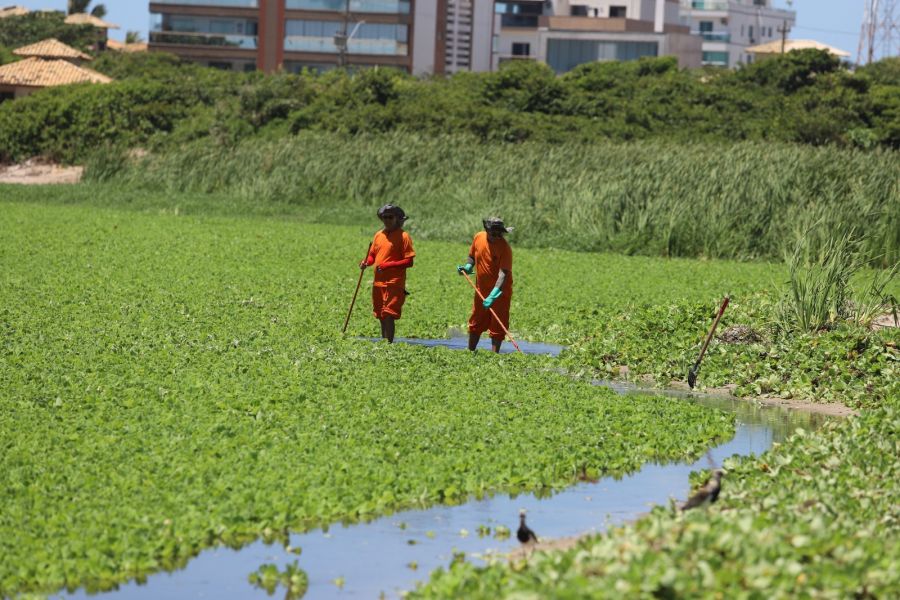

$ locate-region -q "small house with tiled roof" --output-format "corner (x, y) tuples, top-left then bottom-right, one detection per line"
(0, 5), (29, 19)
(64, 12), (119, 51)
(14, 38), (93, 63)
(0, 38), (112, 101)
(106, 39), (148, 54)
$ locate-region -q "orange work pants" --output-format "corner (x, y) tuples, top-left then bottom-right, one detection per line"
(468, 292), (511, 341)
(372, 284), (406, 319)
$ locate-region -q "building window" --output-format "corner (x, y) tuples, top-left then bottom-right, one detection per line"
(286, 0), (410, 14)
(512, 42), (530, 56)
(153, 0), (258, 5)
(702, 51), (729, 66)
(570, 5), (587, 16)
(547, 39), (657, 73)
(496, 2), (542, 28)
(699, 21), (713, 32)
(609, 6), (626, 18)
(284, 19), (408, 55)
(150, 13), (258, 48)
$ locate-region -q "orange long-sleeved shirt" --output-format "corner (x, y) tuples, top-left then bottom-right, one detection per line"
(469, 231), (512, 295)
(368, 229), (415, 288)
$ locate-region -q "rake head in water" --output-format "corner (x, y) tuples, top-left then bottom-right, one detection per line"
(687, 363), (699, 389)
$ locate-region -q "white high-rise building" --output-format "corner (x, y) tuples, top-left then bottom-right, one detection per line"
(679, 0), (796, 67)
(495, 0), (703, 73)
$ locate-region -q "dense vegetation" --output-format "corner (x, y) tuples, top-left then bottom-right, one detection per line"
(0, 11), (95, 56)
(0, 197), (742, 596)
(2, 43), (898, 600)
(1, 50), (900, 165)
(2, 187), (898, 598)
(81, 132), (900, 266)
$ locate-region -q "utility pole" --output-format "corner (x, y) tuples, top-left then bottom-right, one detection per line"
(858, 0), (899, 65)
(335, 0), (350, 68)
(778, 19), (789, 53)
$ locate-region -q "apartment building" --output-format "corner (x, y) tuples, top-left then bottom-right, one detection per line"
(679, 0), (795, 67)
(495, 0), (703, 73)
(149, 0), (498, 75)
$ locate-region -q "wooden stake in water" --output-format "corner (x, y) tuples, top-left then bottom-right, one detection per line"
(688, 295), (730, 389)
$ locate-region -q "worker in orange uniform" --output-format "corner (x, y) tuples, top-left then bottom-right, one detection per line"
(457, 217), (513, 353)
(360, 204), (415, 343)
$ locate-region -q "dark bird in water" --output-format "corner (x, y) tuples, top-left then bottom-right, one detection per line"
(680, 469), (724, 511)
(517, 508), (538, 544)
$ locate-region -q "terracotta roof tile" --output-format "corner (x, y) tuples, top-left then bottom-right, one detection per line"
(747, 39), (850, 58)
(14, 38), (92, 61)
(64, 13), (119, 29)
(0, 57), (113, 87)
(106, 39), (148, 53)
(0, 6), (29, 18)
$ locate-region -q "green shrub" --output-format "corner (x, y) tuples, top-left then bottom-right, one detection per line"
(0, 11), (95, 50)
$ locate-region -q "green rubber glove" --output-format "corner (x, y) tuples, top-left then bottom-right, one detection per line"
(457, 263), (474, 275)
(483, 287), (502, 308)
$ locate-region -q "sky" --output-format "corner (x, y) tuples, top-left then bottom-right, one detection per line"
(12, 1), (879, 61)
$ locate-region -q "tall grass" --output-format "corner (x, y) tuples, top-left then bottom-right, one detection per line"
(777, 227), (899, 331)
(84, 132), (900, 264)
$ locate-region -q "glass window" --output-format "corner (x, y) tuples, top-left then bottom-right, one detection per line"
(702, 51), (729, 66)
(152, 14), (258, 48)
(286, 0), (410, 14)
(512, 42), (530, 56)
(699, 21), (713, 32)
(154, 0), (258, 5)
(609, 6), (626, 18)
(547, 39), (657, 73)
(210, 20), (235, 34)
(285, 19), (407, 54)
(570, 5), (587, 16)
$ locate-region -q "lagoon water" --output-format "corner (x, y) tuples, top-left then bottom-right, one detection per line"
(56, 339), (830, 600)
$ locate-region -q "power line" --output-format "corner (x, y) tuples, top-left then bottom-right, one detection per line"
(793, 25), (860, 37)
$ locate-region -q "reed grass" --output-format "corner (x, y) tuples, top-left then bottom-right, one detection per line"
(85, 132), (900, 265)
(777, 226), (899, 331)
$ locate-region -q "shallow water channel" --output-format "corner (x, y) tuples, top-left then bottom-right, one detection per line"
(57, 338), (831, 600)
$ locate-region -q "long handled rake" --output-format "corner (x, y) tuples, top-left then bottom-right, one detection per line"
(461, 271), (522, 354)
(688, 295), (730, 389)
(342, 245), (371, 334)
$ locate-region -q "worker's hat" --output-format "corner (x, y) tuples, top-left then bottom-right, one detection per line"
(483, 217), (513, 233)
(377, 204), (408, 221)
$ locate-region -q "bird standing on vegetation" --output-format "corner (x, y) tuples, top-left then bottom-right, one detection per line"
(517, 509), (538, 544)
(680, 469), (724, 511)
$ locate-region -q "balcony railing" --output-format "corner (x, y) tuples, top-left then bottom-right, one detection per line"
(150, 31), (258, 48)
(500, 14), (539, 28)
(152, 0), (258, 6)
(690, 1), (729, 10)
(498, 55), (536, 65)
(284, 36), (407, 55)
(694, 31), (731, 42)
